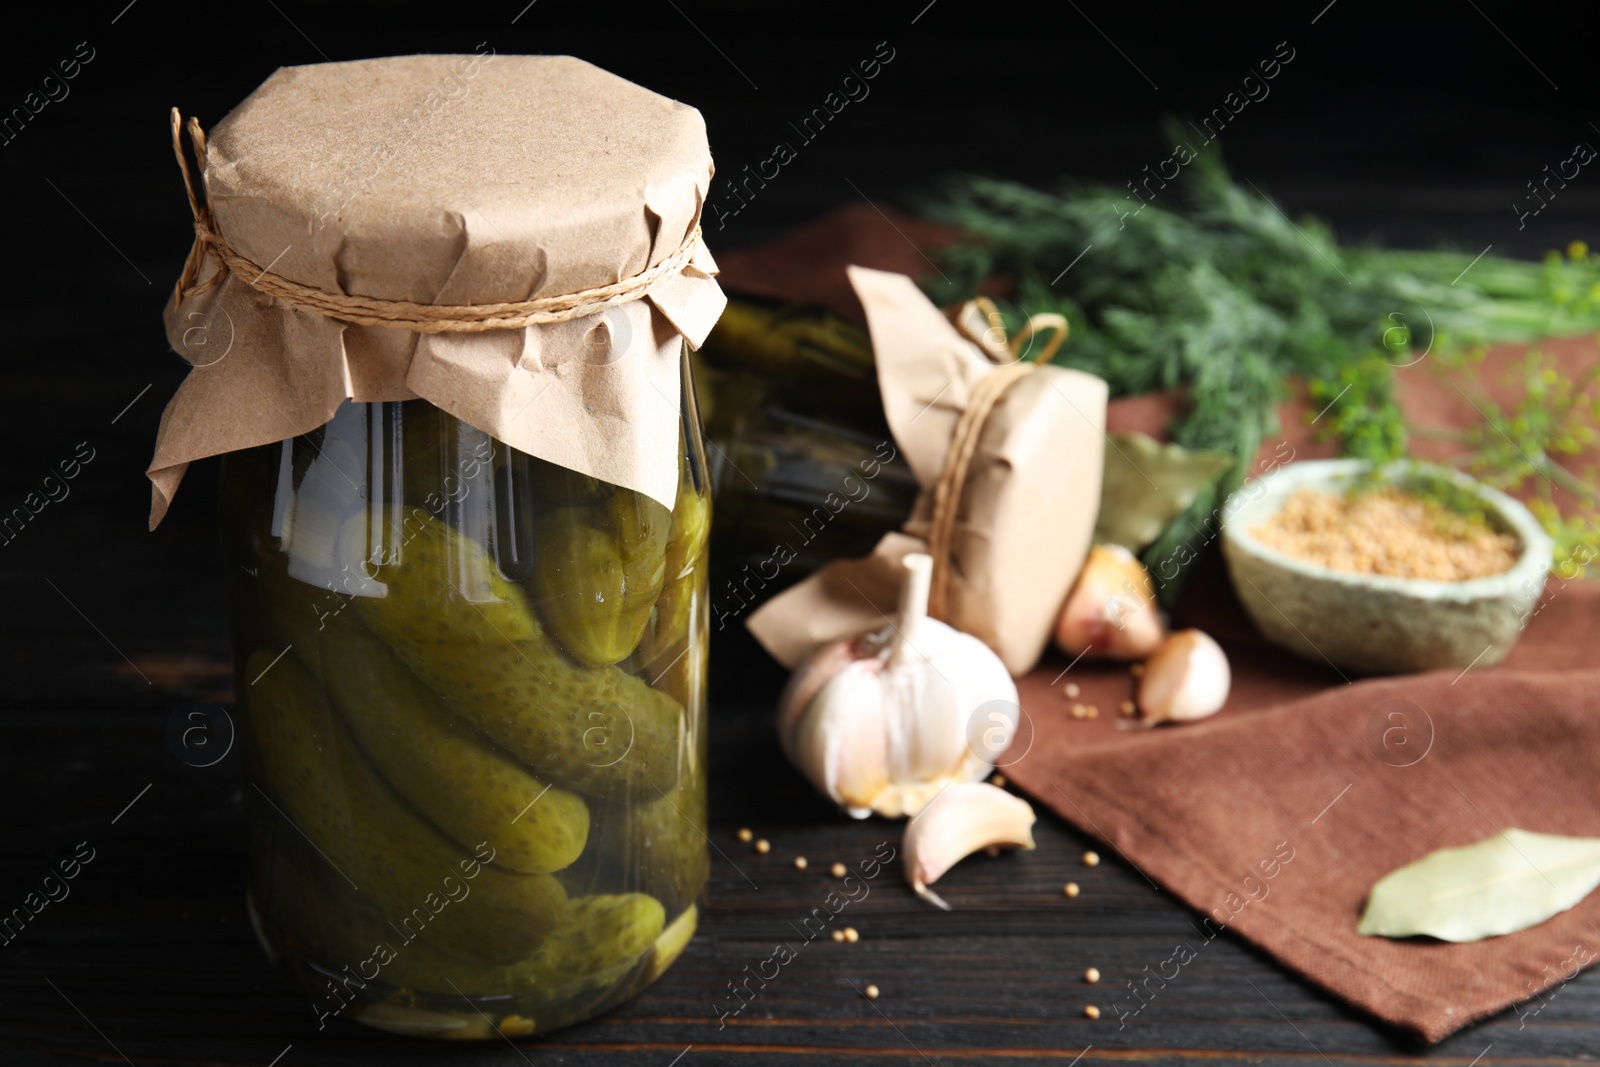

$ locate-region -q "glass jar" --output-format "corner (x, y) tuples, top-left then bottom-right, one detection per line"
(692, 300), (920, 608)
(222, 354), (709, 1039)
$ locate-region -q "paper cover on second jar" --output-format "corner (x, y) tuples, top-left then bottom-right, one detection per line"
(748, 267), (1106, 676)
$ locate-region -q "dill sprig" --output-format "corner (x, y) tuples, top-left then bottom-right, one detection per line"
(1429, 339), (1600, 574)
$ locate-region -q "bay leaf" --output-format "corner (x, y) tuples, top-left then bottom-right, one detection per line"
(1357, 829), (1600, 943)
(1095, 433), (1233, 552)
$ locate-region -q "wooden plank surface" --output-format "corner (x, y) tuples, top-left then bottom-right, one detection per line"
(0, 444), (1596, 1065)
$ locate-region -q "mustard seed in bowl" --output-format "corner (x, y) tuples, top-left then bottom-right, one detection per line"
(1222, 459), (1553, 674)
(1250, 487), (1519, 582)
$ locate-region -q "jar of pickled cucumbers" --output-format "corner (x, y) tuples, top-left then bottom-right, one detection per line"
(149, 55), (725, 1039)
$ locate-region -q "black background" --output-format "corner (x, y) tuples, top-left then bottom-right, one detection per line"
(3, 3), (1599, 1064)
(6, 0), (1598, 559)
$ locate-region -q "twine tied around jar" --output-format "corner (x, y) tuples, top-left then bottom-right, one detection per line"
(925, 298), (1069, 620)
(168, 108), (705, 334)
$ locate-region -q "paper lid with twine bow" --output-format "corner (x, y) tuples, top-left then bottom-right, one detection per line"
(747, 266), (1108, 676)
(149, 53), (725, 528)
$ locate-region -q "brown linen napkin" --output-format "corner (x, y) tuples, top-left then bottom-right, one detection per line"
(714, 204), (958, 322)
(1009, 589), (1600, 1042)
(1010, 431), (1600, 1044)
(717, 205), (1600, 1042)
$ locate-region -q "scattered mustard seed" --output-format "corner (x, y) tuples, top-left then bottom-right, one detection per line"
(1085, 705), (1099, 720)
(1071, 703), (1087, 719)
(832, 929), (846, 943)
(1065, 682), (1081, 698)
(1083, 851), (1100, 867)
(755, 839), (771, 854)
(1119, 700), (1137, 716)
(864, 984), (881, 1000)
(831, 862), (848, 878)
(498, 1014), (537, 1037)
(844, 927), (860, 943)
(737, 828), (753, 843)
(991, 773), (1007, 787)
(1084, 1004), (1100, 1020)
(1064, 882), (1080, 898)
(1085, 967), (1101, 984)
(794, 856), (809, 870)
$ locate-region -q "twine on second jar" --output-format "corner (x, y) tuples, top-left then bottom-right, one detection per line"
(925, 302), (1068, 621)
(168, 108), (704, 335)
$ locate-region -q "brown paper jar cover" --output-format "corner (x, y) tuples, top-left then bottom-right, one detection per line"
(747, 267), (1106, 675)
(150, 54), (725, 526)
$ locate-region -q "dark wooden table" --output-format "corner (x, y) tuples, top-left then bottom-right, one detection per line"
(2, 367), (1597, 1067)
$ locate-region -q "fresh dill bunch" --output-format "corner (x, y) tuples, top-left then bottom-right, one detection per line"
(920, 126), (1440, 463)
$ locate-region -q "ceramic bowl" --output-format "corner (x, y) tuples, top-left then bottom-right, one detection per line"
(1220, 459), (1553, 675)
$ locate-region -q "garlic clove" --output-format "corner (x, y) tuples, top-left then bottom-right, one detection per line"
(902, 781), (1037, 910)
(793, 658), (891, 818)
(1054, 544), (1164, 660)
(1137, 629), (1230, 725)
(776, 633), (878, 757)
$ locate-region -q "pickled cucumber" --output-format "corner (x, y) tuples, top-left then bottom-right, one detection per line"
(637, 586), (705, 716)
(346, 512), (685, 798)
(532, 491), (671, 668)
(638, 461), (709, 660)
(320, 625), (591, 874)
(258, 836), (664, 1016)
(664, 465), (712, 579)
(244, 651), (567, 963)
(399, 399), (449, 509)
(221, 445), (327, 679)
(246, 819), (403, 978)
(556, 734), (708, 915)
(250, 808), (681, 1036)
(624, 764), (709, 916)
(529, 456), (612, 505)
(381, 892), (666, 999)
(249, 835), (666, 1037)
(244, 541), (378, 685)
(399, 400), (497, 514)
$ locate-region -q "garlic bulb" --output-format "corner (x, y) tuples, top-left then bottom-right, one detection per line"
(903, 781), (1036, 910)
(777, 553), (1020, 819)
(1137, 629), (1230, 724)
(1054, 544), (1165, 660)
